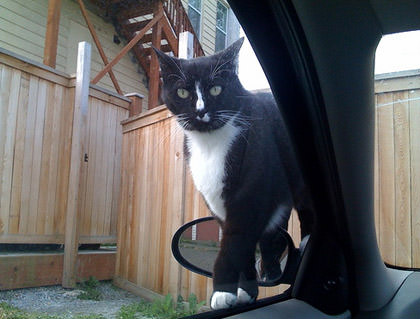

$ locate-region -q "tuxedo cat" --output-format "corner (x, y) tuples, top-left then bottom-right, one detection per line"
(154, 38), (313, 309)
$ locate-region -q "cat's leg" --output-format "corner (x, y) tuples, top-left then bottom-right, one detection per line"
(211, 233), (258, 309)
(259, 227), (288, 281)
(259, 207), (291, 282)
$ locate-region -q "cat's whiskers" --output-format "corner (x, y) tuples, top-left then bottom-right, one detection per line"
(215, 110), (261, 120)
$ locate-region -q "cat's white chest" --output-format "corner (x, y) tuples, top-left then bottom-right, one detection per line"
(185, 123), (240, 221)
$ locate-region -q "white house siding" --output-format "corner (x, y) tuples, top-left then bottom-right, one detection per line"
(181, 0), (217, 55)
(0, 0), (148, 103)
(181, 0), (240, 56)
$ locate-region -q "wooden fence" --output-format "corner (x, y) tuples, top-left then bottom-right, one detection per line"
(115, 106), (301, 304)
(374, 71), (420, 268)
(0, 47), (129, 245)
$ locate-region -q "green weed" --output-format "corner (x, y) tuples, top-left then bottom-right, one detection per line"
(117, 293), (205, 319)
(77, 277), (102, 301)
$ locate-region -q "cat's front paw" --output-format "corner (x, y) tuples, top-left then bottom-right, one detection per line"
(210, 291), (237, 310)
(237, 287), (255, 305)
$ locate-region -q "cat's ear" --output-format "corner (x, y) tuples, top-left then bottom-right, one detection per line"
(152, 47), (182, 79)
(216, 37), (245, 69)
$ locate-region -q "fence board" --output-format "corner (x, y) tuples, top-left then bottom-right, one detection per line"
(410, 90), (420, 267)
(9, 73), (29, 234)
(377, 93), (396, 265)
(393, 91), (411, 267)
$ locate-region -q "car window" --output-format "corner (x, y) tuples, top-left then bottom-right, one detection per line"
(375, 30), (420, 269)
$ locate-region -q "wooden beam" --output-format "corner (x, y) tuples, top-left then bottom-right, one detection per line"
(142, 44), (172, 56)
(161, 15), (179, 56)
(148, 3), (164, 110)
(77, 0), (122, 95)
(92, 11), (164, 85)
(43, 0), (62, 68)
(63, 42), (91, 288)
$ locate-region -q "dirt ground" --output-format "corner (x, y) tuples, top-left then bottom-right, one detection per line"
(0, 281), (142, 319)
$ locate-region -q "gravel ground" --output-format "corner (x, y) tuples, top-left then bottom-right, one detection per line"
(0, 281), (142, 319)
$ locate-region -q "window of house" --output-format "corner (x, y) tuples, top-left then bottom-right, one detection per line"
(374, 30), (420, 269)
(188, 0), (202, 37)
(215, 1), (228, 52)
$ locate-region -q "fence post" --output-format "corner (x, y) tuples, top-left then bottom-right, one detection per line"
(125, 93), (145, 117)
(178, 31), (194, 59)
(63, 41), (91, 288)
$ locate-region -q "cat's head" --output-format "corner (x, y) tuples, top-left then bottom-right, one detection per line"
(153, 38), (245, 132)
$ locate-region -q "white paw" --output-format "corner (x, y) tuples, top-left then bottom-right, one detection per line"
(211, 291), (237, 309)
(237, 288), (253, 304)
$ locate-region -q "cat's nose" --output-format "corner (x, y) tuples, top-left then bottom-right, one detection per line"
(196, 111), (210, 122)
(197, 109), (207, 118)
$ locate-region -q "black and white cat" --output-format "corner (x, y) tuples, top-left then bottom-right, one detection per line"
(154, 38), (313, 310)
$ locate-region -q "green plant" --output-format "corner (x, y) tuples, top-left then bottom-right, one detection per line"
(0, 302), (105, 319)
(117, 293), (205, 319)
(77, 276), (102, 301)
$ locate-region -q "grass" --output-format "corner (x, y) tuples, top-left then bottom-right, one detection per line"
(77, 277), (102, 301)
(117, 293), (205, 319)
(0, 302), (105, 319)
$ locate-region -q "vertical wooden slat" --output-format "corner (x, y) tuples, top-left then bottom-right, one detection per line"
(9, 73), (30, 234)
(377, 93), (396, 265)
(56, 88), (75, 235)
(63, 42), (91, 288)
(28, 79), (47, 235)
(94, 101), (108, 236)
(37, 82), (55, 235)
(43, 0), (62, 68)
(111, 109), (126, 236)
(0, 65), (11, 234)
(103, 107), (117, 236)
(393, 91), (411, 267)
(19, 76), (39, 234)
(410, 90), (420, 267)
(130, 129), (142, 285)
(157, 120), (170, 293)
(115, 127), (129, 278)
(44, 85), (64, 234)
(0, 68), (21, 235)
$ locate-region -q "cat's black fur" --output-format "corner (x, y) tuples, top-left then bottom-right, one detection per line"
(154, 38), (313, 309)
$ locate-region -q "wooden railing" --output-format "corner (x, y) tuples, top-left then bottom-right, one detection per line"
(163, 0), (205, 57)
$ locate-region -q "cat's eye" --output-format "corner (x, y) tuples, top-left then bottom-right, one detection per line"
(177, 88), (190, 99)
(209, 85), (222, 96)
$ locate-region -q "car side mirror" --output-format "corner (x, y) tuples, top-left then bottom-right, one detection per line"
(171, 216), (304, 286)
